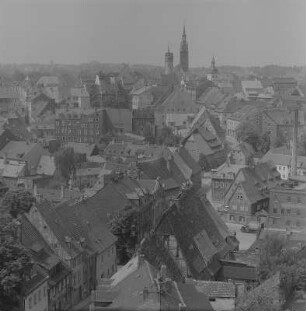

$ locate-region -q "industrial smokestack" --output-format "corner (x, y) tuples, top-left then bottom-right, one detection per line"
(291, 109), (298, 176)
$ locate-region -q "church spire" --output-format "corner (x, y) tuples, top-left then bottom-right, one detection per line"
(180, 24), (189, 72)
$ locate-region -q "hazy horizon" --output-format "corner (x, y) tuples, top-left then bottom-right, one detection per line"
(0, 0), (305, 67)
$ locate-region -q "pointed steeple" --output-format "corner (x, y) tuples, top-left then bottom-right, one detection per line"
(211, 55), (216, 68)
(182, 25), (186, 40)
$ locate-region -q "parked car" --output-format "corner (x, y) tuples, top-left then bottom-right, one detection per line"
(240, 221), (259, 233)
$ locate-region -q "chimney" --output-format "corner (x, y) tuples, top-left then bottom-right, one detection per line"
(291, 109), (298, 176)
(33, 183), (38, 196)
(65, 236), (72, 248)
(60, 185), (64, 199)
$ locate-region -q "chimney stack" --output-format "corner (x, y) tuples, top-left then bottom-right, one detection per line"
(291, 109), (298, 176)
(60, 185), (64, 199)
(33, 183), (38, 196)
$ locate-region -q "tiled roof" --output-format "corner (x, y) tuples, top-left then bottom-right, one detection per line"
(212, 163), (246, 180)
(262, 151), (306, 168)
(55, 201), (117, 254)
(155, 187), (234, 279)
(93, 257), (160, 310)
(159, 87), (199, 113)
(176, 282), (214, 311)
(0, 141), (38, 160)
(189, 279), (236, 298)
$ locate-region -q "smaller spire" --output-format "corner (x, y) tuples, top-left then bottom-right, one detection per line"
(168, 43), (170, 53)
(212, 55), (216, 67)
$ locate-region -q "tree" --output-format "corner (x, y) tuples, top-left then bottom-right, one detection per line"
(198, 153), (211, 171)
(156, 126), (180, 147)
(55, 147), (78, 182)
(0, 222), (33, 311)
(109, 206), (138, 265)
(237, 122), (261, 150)
(237, 122), (271, 153)
(259, 131), (271, 154)
(273, 130), (287, 148)
(2, 190), (36, 219)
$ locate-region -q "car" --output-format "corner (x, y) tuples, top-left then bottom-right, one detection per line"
(240, 221), (259, 233)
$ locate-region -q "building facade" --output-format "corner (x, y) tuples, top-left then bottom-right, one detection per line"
(268, 186), (306, 229)
(55, 109), (107, 144)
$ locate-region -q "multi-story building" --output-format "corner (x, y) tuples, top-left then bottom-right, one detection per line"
(223, 163), (281, 224)
(131, 86), (153, 110)
(272, 77), (298, 96)
(36, 76), (60, 103)
(211, 163), (246, 203)
(268, 185), (306, 229)
(67, 87), (90, 109)
(132, 109), (155, 137)
(55, 109), (108, 144)
(261, 148), (306, 180)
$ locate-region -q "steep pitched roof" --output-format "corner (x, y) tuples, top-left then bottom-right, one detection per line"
(159, 87), (199, 113)
(155, 187), (235, 279)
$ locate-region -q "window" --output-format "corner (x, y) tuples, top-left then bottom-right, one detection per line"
(273, 218), (277, 225)
(239, 216), (245, 223)
(38, 289), (41, 301)
(287, 209), (291, 214)
(281, 209), (285, 214)
(296, 221), (300, 227)
(34, 293), (37, 305)
(43, 286), (46, 297)
(237, 193), (243, 200)
(273, 208), (278, 214)
(101, 254), (103, 263)
(229, 215), (235, 221)
(297, 209), (301, 216)
(285, 220), (291, 226)
(29, 297), (32, 309)
(112, 247), (114, 254)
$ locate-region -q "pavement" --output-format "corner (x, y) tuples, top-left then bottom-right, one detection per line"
(225, 222), (257, 250)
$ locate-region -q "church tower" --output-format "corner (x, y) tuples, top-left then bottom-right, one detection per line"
(180, 25), (189, 72)
(207, 56), (219, 83)
(164, 45), (174, 75)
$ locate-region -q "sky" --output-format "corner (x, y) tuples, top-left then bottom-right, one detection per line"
(0, 0), (305, 67)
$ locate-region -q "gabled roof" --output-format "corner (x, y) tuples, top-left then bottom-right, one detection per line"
(55, 201), (117, 254)
(70, 87), (89, 98)
(158, 87), (199, 113)
(226, 162), (281, 204)
(155, 187), (235, 279)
